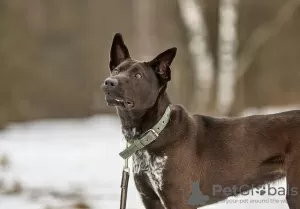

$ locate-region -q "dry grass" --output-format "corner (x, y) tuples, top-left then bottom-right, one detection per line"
(3, 180), (23, 195)
(0, 154), (9, 169)
(73, 201), (91, 209)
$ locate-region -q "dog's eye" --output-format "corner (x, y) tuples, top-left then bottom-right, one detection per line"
(135, 73), (142, 79)
(111, 69), (118, 76)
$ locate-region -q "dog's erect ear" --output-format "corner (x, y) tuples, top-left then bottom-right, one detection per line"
(109, 33), (130, 70)
(149, 47), (177, 82)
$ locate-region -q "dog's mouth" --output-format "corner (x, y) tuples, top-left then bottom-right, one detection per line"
(105, 94), (134, 109)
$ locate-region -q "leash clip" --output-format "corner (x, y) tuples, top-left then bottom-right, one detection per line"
(123, 141), (130, 172)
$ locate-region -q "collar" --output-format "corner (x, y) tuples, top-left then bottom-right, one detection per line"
(119, 105), (172, 159)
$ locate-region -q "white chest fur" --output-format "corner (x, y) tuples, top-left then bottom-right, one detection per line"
(132, 150), (168, 205)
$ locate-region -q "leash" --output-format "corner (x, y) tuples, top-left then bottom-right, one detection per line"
(120, 142), (130, 209)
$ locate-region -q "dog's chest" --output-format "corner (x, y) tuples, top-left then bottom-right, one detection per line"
(132, 150), (168, 193)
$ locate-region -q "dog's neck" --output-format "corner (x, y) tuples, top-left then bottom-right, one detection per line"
(117, 92), (171, 140)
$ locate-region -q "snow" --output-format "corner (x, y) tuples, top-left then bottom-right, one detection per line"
(0, 106), (295, 208)
(0, 116), (142, 209)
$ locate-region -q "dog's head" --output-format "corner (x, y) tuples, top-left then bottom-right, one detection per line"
(102, 33), (177, 110)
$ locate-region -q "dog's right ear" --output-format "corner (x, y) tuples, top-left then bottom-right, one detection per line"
(109, 33), (131, 71)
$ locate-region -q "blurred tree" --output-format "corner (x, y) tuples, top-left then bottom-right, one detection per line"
(195, 0), (300, 116)
(178, 0), (214, 113)
(216, 0), (238, 115)
(198, 0), (220, 115)
(1, 0), (300, 126)
(1, 0), (135, 124)
(0, 0), (36, 126)
(0, 0), (195, 125)
(230, 0), (300, 115)
(132, 0), (196, 111)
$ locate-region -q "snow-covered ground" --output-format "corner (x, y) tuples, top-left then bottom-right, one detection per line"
(1, 106), (298, 209)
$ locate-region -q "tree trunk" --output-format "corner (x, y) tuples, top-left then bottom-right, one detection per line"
(132, 0), (195, 111)
(198, 0), (220, 115)
(178, 0), (214, 113)
(216, 0), (239, 115)
(229, 0), (300, 116)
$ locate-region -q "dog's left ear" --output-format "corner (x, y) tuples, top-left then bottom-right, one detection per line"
(109, 33), (131, 70)
(149, 47), (177, 82)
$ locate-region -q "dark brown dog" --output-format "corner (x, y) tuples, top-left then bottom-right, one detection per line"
(102, 33), (300, 209)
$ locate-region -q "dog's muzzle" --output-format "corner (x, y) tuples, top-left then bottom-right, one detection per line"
(101, 78), (134, 109)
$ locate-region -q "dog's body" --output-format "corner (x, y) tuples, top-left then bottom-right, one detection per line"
(102, 33), (300, 209)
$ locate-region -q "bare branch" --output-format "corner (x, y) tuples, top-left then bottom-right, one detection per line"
(235, 0), (300, 83)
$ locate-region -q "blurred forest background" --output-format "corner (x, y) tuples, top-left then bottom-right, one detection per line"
(0, 0), (300, 127)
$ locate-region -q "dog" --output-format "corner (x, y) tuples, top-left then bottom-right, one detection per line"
(102, 33), (300, 209)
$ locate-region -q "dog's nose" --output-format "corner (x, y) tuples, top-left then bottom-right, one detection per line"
(104, 78), (118, 87)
